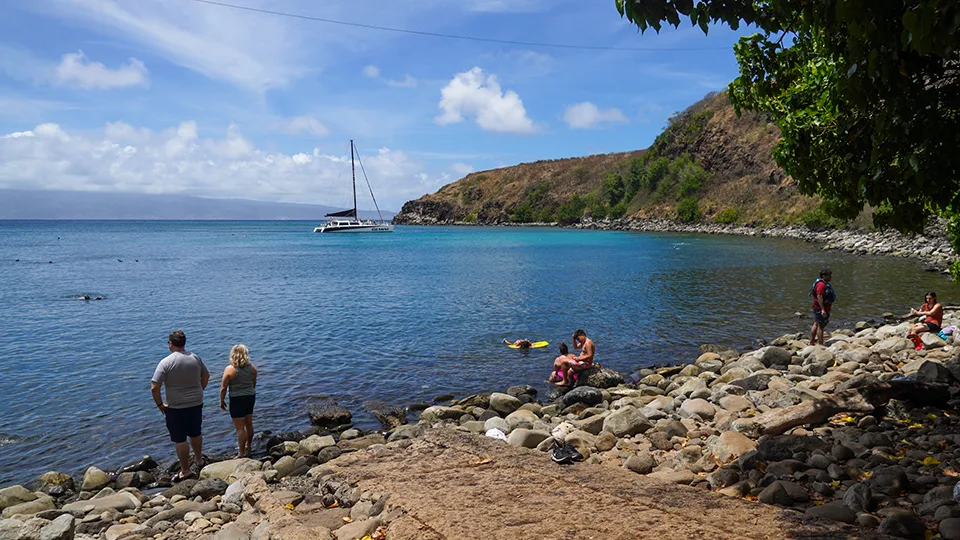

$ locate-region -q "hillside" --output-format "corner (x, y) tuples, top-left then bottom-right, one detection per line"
(394, 92), (822, 227)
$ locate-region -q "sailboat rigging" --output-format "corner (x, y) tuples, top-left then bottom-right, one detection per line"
(314, 140), (394, 233)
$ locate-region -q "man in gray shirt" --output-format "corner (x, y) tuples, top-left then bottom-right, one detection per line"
(151, 330), (210, 481)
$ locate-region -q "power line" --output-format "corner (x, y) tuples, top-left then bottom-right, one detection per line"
(188, 0), (730, 52)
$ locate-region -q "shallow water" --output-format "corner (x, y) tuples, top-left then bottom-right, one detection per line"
(0, 221), (957, 485)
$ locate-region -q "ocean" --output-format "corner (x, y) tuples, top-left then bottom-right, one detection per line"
(1, 220), (957, 486)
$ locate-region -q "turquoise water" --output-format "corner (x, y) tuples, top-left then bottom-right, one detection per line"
(0, 221), (957, 485)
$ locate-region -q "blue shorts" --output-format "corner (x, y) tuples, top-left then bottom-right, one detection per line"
(924, 322), (941, 333)
(814, 311), (830, 327)
(229, 395), (256, 419)
(165, 404), (203, 443)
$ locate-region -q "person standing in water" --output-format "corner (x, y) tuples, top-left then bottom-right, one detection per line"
(219, 344), (258, 458)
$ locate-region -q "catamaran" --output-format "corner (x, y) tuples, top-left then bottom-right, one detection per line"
(314, 140), (394, 233)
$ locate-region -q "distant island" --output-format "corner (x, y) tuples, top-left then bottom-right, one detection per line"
(0, 190), (396, 221)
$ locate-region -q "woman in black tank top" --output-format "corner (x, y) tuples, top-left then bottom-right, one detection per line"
(219, 344), (258, 458)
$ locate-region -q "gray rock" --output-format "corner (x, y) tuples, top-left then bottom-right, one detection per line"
(80, 467), (111, 492)
(708, 431), (756, 462)
(560, 387), (603, 408)
(39, 514), (75, 540)
(1, 495), (56, 519)
(764, 460), (807, 478)
(718, 395), (752, 413)
(0, 486), (36, 511)
(859, 432), (891, 448)
(757, 346), (793, 367)
(222, 479), (245, 507)
(842, 482), (873, 513)
(190, 478), (228, 499)
(728, 374), (773, 392)
(916, 360), (955, 384)
(489, 393), (522, 415)
(877, 508), (925, 539)
(363, 401), (406, 429)
(805, 501), (857, 524)
(506, 429), (550, 449)
(273, 456), (297, 478)
(647, 470), (695, 485)
(577, 366), (624, 389)
(199, 459), (261, 482)
(660, 420), (688, 438)
(940, 518), (960, 540)
(869, 466), (910, 496)
(707, 469), (740, 490)
(213, 523), (251, 540)
(338, 433), (386, 452)
(299, 435), (336, 454)
(623, 452), (655, 474)
(601, 406), (652, 437)
(33, 473), (74, 494)
(418, 406), (463, 422)
(758, 482), (792, 506)
(756, 435), (830, 461)
(62, 492), (140, 514)
(679, 398), (716, 420)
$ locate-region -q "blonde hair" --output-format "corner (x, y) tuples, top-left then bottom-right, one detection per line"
(230, 344), (250, 369)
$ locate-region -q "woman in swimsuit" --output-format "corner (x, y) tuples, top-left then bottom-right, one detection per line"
(907, 291), (944, 340)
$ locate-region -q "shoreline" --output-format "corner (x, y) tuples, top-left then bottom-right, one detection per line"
(398, 216), (958, 275)
(3, 308), (960, 538)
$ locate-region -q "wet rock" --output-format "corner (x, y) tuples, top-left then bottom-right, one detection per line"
(114, 472), (140, 489)
(307, 400), (353, 428)
(489, 393), (522, 415)
(577, 366), (624, 389)
(81, 467), (112, 492)
(877, 508), (925, 539)
(805, 500), (857, 523)
(940, 518), (960, 540)
(363, 401), (407, 429)
(34, 473), (75, 494)
(117, 456), (158, 475)
(560, 387), (603, 408)
(601, 406), (652, 437)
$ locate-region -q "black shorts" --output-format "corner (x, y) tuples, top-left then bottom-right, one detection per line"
(165, 404), (203, 443)
(814, 310), (830, 327)
(924, 322), (941, 333)
(229, 395), (256, 419)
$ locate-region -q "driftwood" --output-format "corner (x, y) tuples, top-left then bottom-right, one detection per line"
(734, 379), (951, 437)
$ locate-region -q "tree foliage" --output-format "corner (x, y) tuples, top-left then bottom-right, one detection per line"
(617, 0), (960, 243)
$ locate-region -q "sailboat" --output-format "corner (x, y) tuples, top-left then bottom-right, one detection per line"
(314, 140), (394, 233)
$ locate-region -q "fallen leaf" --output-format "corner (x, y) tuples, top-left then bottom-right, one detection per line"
(476, 458), (493, 465)
(927, 414), (938, 420)
(908, 423), (924, 429)
(920, 457), (941, 466)
(284, 504), (294, 510)
(361, 537), (372, 540)
(944, 468), (959, 477)
(840, 416), (856, 423)
(343, 517), (353, 523)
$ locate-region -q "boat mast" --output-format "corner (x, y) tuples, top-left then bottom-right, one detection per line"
(350, 140), (358, 220)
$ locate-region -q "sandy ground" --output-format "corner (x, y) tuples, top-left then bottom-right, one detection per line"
(316, 429), (892, 540)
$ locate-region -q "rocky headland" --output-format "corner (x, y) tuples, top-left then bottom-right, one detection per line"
(3, 309), (960, 539)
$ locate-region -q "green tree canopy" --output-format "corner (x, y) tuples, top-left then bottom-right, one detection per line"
(617, 0), (960, 242)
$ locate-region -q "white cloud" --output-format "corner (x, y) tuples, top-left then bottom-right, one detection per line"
(562, 102), (628, 129)
(363, 65), (417, 88)
(54, 50), (148, 89)
(362, 65), (381, 78)
(0, 121), (437, 210)
(436, 67), (535, 134)
(275, 115), (330, 137)
(450, 162), (474, 177)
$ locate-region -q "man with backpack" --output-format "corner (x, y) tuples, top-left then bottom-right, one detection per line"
(809, 269), (836, 346)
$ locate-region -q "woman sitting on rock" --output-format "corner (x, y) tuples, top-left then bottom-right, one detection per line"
(906, 292), (943, 346)
(219, 344), (258, 458)
(548, 342), (576, 384)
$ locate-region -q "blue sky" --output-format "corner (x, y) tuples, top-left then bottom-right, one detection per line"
(0, 0), (753, 212)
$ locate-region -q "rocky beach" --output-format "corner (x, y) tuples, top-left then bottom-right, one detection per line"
(4, 305), (960, 539)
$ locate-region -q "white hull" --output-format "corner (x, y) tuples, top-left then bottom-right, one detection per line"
(314, 223), (394, 233)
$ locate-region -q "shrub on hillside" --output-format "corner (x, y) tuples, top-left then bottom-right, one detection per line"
(714, 207), (739, 224)
(510, 203), (534, 223)
(556, 195), (587, 225)
(677, 197), (701, 222)
(609, 202), (628, 219)
(601, 172), (626, 205)
(533, 207), (555, 223)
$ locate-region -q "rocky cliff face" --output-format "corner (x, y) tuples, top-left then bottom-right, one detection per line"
(394, 92), (821, 227)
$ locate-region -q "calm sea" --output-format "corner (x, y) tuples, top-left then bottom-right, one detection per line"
(1, 220), (957, 485)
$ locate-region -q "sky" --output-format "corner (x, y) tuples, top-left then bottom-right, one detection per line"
(0, 0), (754, 212)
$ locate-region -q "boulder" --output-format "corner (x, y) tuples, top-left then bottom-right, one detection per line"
(707, 469), (740, 490)
(870, 337), (913, 353)
(647, 470), (695, 485)
(805, 501), (857, 524)
(561, 387), (604, 408)
(190, 478), (228, 499)
(940, 518), (960, 540)
(679, 398), (716, 420)
(709, 431), (757, 462)
(62, 491), (140, 514)
(842, 483), (873, 513)
(335, 518), (379, 540)
(0, 486), (36, 511)
(338, 433), (386, 452)
(34, 472), (74, 494)
(921, 332), (946, 349)
(299, 434), (337, 454)
(601, 406), (652, 437)
(756, 435), (831, 461)
(489, 393), (522, 415)
(506, 429), (551, 449)
(577, 366), (624, 389)
(307, 401), (352, 428)
(757, 346), (793, 367)
(728, 374), (773, 392)
(1, 494), (55, 518)
(758, 482), (793, 506)
(718, 395), (752, 413)
(40, 514), (75, 540)
(81, 467), (112, 492)
(199, 458), (262, 482)
(363, 401), (406, 429)
(623, 452), (656, 474)
(418, 406), (463, 422)
(869, 466), (910, 496)
(916, 360), (955, 384)
(877, 508), (925, 539)
(504, 409), (539, 429)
